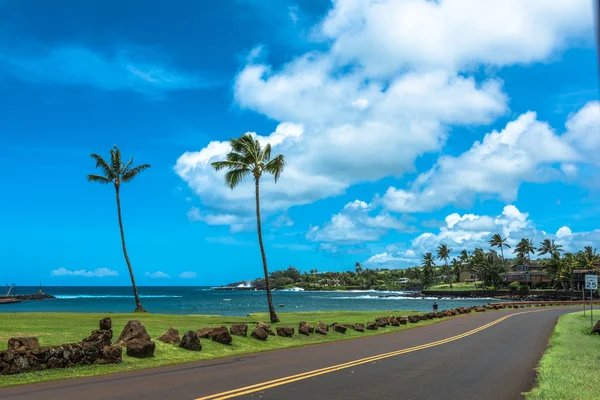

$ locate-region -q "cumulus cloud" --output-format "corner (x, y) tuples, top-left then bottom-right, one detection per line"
(51, 268), (118, 277)
(178, 271), (197, 279)
(306, 200), (408, 244)
(1, 45), (212, 95)
(366, 205), (600, 267)
(186, 206), (254, 233)
(564, 101), (600, 163)
(319, 0), (592, 75)
(383, 110), (581, 213)
(144, 271), (170, 279)
(175, 0), (591, 229)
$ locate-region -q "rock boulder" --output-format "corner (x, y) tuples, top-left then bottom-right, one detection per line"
(180, 331), (202, 351)
(82, 330), (113, 348)
(99, 317), (112, 330)
(256, 322), (275, 336)
(158, 328), (181, 345)
(332, 324), (347, 334)
(251, 327), (269, 341)
(592, 320), (600, 335)
(126, 339), (155, 358)
(211, 326), (233, 345)
(366, 322), (378, 330)
(299, 321), (314, 335)
(315, 322), (328, 335)
(98, 345), (122, 364)
(276, 327), (294, 337)
(197, 327), (214, 339)
(118, 320), (151, 345)
(230, 324), (248, 337)
(7, 337), (40, 353)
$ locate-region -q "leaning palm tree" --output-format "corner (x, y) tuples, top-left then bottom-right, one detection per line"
(212, 133), (285, 323)
(436, 244), (453, 288)
(88, 145), (150, 312)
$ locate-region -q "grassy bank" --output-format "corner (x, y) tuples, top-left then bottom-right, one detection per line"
(0, 310), (445, 387)
(526, 312), (600, 400)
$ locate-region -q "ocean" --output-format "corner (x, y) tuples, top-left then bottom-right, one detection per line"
(1, 286), (499, 315)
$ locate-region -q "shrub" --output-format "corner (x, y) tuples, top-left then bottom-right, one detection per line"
(485, 286), (496, 291)
(519, 285), (530, 293)
(509, 281), (521, 291)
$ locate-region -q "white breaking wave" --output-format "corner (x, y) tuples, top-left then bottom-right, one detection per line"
(55, 295), (183, 299)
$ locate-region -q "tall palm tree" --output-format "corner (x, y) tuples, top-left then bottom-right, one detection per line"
(515, 238), (536, 288)
(436, 244), (453, 288)
(212, 133), (285, 323)
(88, 145), (150, 312)
(355, 262), (363, 274)
(451, 257), (462, 283)
(421, 252), (436, 288)
(538, 238), (563, 258)
(577, 246), (600, 270)
(489, 233), (511, 270)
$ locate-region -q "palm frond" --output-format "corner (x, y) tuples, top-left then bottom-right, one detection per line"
(261, 143), (272, 164)
(121, 164), (151, 183)
(231, 134), (258, 161)
(224, 168), (251, 189)
(226, 152), (249, 164)
(122, 157), (134, 174)
(87, 174), (112, 184)
(90, 153), (116, 181)
(211, 160), (249, 171)
(110, 145), (121, 175)
(264, 154), (286, 183)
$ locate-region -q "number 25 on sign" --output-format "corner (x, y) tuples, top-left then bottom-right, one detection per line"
(585, 274), (598, 290)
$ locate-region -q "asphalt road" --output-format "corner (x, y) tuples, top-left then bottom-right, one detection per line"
(0, 308), (571, 400)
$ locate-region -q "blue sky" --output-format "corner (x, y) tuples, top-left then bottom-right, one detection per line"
(1, 0), (598, 286)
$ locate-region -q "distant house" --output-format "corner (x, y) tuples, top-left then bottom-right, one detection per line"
(502, 262), (550, 286)
(396, 278), (409, 285)
(459, 270), (478, 283)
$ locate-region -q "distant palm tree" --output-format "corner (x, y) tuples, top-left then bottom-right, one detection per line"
(538, 238), (563, 258)
(451, 257), (461, 283)
(421, 252), (436, 287)
(489, 234), (511, 288)
(355, 262), (363, 274)
(88, 145), (150, 313)
(515, 238), (536, 288)
(436, 244), (453, 288)
(212, 133), (285, 323)
(577, 246), (600, 270)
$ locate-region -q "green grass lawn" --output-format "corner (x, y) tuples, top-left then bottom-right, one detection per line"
(0, 310), (446, 387)
(526, 312), (600, 400)
(427, 282), (482, 291)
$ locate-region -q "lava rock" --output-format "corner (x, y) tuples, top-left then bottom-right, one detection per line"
(7, 337), (40, 352)
(299, 321), (314, 335)
(251, 327), (269, 341)
(197, 327), (214, 339)
(98, 345), (122, 364)
(592, 320), (600, 335)
(276, 327), (294, 337)
(230, 324), (248, 337)
(99, 317), (112, 330)
(180, 331), (202, 351)
(315, 322), (328, 335)
(256, 322), (275, 336)
(211, 326), (233, 345)
(366, 322), (378, 330)
(126, 339), (155, 358)
(118, 321), (151, 345)
(158, 328), (181, 345)
(332, 324), (347, 334)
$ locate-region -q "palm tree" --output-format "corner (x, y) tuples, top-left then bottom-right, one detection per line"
(515, 238), (536, 288)
(538, 238), (563, 258)
(436, 244), (453, 288)
(88, 145), (150, 313)
(355, 262), (363, 274)
(489, 233), (511, 279)
(212, 133), (285, 323)
(421, 252), (436, 287)
(451, 257), (462, 283)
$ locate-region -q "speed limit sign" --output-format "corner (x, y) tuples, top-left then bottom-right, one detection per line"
(585, 275), (598, 290)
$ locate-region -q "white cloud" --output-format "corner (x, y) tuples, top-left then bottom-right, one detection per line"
(556, 226), (572, 238)
(2, 45), (211, 95)
(307, 199), (407, 244)
(179, 271), (198, 279)
(186, 206), (254, 233)
(383, 110), (579, 213)
(319, 0), (592, 76)
(272, 213), (294, 228)
(366, 205), (599, 268)
(176, 1), (591, 229)
(564, 101), (600, 163)
(144, 271), (170, 279)
(51, 268), (118, 278)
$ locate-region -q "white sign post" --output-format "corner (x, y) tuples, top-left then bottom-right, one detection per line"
(585, 275), (598, 328)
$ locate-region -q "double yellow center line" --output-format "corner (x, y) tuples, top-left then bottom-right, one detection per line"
(196, 310), (546, 400)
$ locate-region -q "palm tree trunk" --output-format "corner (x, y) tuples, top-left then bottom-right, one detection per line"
(447, 260), (453, 288)
(115, 186), (145, 313)
(254, 178), (279, 323)
(500, 246), (505, 289)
